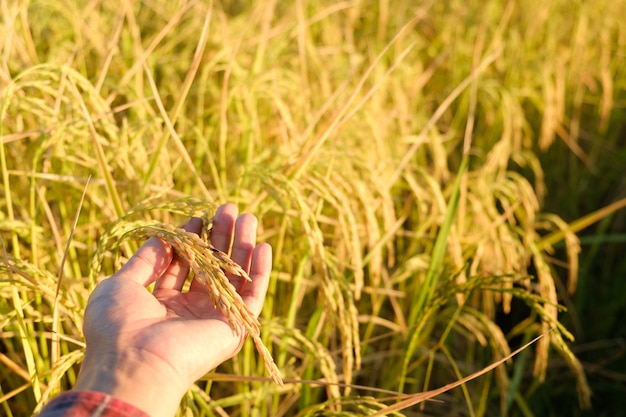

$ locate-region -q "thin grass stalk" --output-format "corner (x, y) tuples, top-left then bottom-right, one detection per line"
(537, 197), (626, 250)
(217, 19), (246, 194)
(142, 62), (211, 200)
(503, 331), (533, 416)
(67, 75), (124, 218)
(50, 177), (89, 385)
(93, 14), (124, 94)
(475, 372), (492, 417)
(439, 344), (476, 417)
(0, 89), (20, 261)
(280, 256), (308, 366)
(104, 1), (195, 106)
(0, 383), (29, 412)
(141, 3), (213, 197)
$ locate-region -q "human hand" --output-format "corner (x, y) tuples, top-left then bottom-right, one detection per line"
(73, 203), (272, 417)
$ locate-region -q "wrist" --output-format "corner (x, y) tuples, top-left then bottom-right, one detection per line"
(74, 348), (187, 417)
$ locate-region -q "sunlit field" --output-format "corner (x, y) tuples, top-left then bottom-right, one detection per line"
(1, 0), (625, 416)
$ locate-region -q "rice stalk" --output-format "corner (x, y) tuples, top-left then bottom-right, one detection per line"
(256, 171), (361, 395)
(400, 155), (468, 393)
(0, 237), (42, 402)
(50, 176), (89, 392)
(141, 2), (213, 195)
(141, 62), (211, 200)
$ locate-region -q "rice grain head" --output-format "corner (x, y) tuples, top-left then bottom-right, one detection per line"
(128, 220), (284, 386)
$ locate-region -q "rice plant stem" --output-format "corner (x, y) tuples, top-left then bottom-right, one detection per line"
(51, 177), (90, 375)
(141, 4), (213, 197)
(142, 62), (211, 200)
(399, 156), (468, 394)
(104, 2), (194, 105)
(408, 156), (468, 326)
(502, 331), (533, 416)
(0, 110), (19, 258)
(1, 237), (42, 402)
(68, 76), (124, 218)
(439, 344), (476, 417)
(538, 197), (626, 250)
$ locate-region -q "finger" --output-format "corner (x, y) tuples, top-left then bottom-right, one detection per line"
(189, 203), (237, 292)
(154, 217), (203, 292)
(239, 242), (272, 317)
(210, 203), (238, 253)
(228, 213), (258, 291)
(116, 237), (173, 287)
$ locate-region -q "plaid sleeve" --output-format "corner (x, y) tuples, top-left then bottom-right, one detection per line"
(37, 391), (150, 417)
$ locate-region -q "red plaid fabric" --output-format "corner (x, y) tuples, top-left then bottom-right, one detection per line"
(38, 391), (149, 417)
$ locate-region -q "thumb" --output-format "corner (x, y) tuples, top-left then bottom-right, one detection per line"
(116, 237), (174, 287)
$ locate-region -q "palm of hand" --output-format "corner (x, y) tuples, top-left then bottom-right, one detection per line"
(82, 204), (271, 390)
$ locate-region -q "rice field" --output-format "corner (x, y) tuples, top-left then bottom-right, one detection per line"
(1, 0), (625, 416)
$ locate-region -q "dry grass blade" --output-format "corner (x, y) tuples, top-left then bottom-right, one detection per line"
(50, 176), (90, 385)
(123, 220), (284, 386)
(370, 331), (552, 416)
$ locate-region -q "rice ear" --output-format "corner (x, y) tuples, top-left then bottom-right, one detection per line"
(127, 220), (284, 386)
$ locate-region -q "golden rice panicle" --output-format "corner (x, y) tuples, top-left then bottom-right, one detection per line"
(208, 247), (252, 281)
(127, 221), (284, 386)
